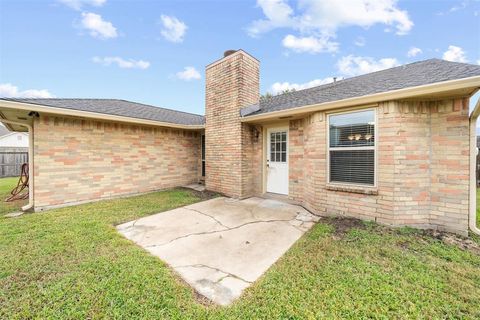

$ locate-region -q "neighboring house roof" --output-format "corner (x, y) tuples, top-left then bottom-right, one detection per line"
(0, 132), (28, 148)
(241, 59), (480, 117)
(0, 98), (205, 126)
(0, 124), (9, 137)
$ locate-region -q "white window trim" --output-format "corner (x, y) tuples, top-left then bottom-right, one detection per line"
(326, 107), (378, 188)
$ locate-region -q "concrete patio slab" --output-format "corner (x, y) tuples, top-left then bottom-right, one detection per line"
(117, 196), (319, 305)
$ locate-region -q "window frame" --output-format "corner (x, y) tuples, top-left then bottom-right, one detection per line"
(326, 107), (378, 188)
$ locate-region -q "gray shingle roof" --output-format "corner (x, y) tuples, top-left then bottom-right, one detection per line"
(0, 98), (205, 126)
(243, 59), (480, 117)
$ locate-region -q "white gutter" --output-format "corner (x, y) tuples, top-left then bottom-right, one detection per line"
(242, 75), (480, 122)
(0, 119), (34, 211)
(469, 97), (480, 236)
(0, 100), (204, 130)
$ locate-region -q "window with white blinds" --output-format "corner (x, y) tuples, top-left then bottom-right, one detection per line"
(328, 109), (375, 186)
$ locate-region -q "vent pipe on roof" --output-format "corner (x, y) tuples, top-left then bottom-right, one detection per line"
(224, 50), (237, 57)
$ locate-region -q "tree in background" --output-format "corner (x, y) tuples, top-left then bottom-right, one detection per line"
(260, 88), (296, 102)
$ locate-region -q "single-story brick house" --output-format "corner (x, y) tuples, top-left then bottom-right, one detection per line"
(1, 50), (480, 236)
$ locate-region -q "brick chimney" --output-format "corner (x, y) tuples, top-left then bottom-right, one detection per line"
(204, 50), (260, 197)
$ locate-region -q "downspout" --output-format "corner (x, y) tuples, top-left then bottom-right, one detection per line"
(469, 97), (480, 236)
(0, 119), (34, 211)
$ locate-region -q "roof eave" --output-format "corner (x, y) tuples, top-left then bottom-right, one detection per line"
(241, 75), (480, 123)
(0, 100), (205, 130)
(0, 131), (28, 139)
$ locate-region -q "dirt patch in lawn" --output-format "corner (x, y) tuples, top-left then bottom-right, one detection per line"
(179, 187), (219, 201)
(321, 217), (367, 238)
(426, 230), (480, 255)
(321, 216), (480, 255)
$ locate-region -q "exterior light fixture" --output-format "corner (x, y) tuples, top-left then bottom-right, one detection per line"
(252, 126), (260, 142)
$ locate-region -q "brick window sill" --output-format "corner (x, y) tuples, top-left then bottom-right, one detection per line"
(326, 184), (378, 195)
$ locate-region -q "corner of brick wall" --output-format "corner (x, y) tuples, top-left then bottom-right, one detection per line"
(429, 98), (470, 234)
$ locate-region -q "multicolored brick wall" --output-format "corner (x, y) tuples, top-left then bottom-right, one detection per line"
(429, 98), (470, 234)
(247, 98), (470, 235)
(33, 115), (201, 209)
(380, 101), (431, 227)
(205, 50), (259, 198)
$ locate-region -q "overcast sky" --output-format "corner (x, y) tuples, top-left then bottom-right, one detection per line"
(0, 0), (479, 116)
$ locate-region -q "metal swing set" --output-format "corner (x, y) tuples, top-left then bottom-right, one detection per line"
(5, 163), (29, 202)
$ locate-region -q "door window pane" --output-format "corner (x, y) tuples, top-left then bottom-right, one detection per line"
(270, 130), (288, 163)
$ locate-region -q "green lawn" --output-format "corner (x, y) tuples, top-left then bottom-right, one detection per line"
(0, 176), (27, 215)
(1, 178), (479, 319)
(477, 189), (480, 226)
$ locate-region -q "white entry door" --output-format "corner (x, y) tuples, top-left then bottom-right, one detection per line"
(266, 128), (289, 195)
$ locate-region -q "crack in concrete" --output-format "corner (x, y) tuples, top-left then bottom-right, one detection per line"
(128, 202), (318, 249)
(131, 219), (140, 228)
(183, 207), (230, 229)
(145, 218), (300, 248)
(214, 274), (230, 284)
(118, 218), (139, 231)
(291, 224), (306, 232)
(175, 263), (252, 284)
(127, 218), (151, 244)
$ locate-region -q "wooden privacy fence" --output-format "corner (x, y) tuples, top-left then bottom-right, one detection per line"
(0, 151), (28, 178)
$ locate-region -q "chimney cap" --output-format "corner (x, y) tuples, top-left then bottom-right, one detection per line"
(224, 50), (237, 57)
